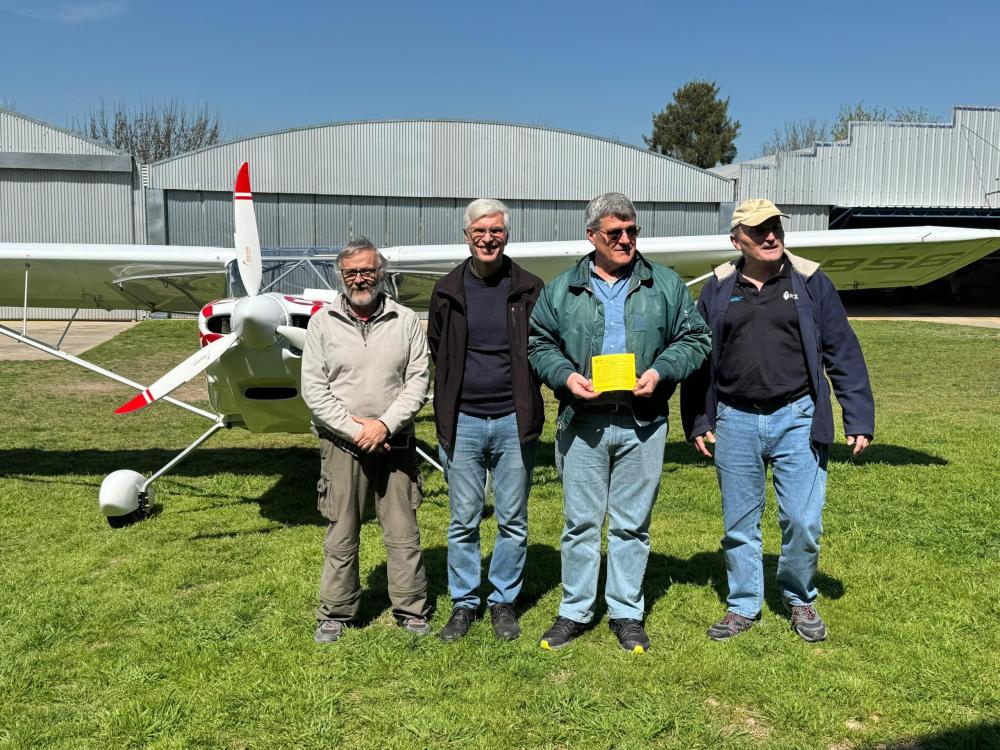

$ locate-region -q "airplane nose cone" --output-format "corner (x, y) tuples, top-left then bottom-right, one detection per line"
(233, 294), (285, 349)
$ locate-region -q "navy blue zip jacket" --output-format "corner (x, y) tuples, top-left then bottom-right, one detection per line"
(681, 251), (875, 445)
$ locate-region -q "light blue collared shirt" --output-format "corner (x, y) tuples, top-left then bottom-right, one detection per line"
(590, 262), (631, 355)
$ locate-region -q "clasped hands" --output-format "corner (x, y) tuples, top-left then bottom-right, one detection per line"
(352, 416), (390, 453)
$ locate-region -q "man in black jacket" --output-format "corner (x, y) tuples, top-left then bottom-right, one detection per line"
(428, 198), (545, 642)
(681, 199), (874, 643)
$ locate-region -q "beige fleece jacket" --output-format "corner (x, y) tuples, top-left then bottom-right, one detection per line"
(301, 294), (429, 442)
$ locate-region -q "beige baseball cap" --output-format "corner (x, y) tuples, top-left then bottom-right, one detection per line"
(730, 198), (789, 230)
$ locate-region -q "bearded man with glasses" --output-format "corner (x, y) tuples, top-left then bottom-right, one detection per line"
(302, 236), (432, 643)
(528, 193), (711, 652)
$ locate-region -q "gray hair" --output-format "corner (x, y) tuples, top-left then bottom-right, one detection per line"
(463, 198), (510, 231)
(585, 192), (636, 231)
(337, 236), (386, 270)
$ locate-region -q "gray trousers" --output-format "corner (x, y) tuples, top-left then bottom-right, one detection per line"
(316, 437), (429, 623)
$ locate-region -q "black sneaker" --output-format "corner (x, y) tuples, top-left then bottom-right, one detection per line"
(539, 616), (587, 650)
(489, 603), (521, 641)
(314, 620), (345, 644)
(707, 611), (756, 641)
(609, 618), (650, 653)
(789, 604), (827, 642)
(438, 607), (476, 642)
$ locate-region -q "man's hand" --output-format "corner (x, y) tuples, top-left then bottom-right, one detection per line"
(846, 434), (871, 456)
(352, 416), (390, 453)
(632, 368), (660, 397)
(693, 431), (716, 458)
(566, 372), (601, 400)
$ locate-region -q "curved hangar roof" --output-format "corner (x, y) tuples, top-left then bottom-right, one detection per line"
(145, 119), (734, 203)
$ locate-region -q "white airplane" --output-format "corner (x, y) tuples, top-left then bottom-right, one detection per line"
(2, 163), (999, 527)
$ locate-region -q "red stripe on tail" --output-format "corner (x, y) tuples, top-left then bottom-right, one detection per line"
(235, 162), (251, 195)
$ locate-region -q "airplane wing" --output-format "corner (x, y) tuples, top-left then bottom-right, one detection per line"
(384, 225), (1000, 300)
(3, 226), (998, 314)
(0, 244), (235, 313)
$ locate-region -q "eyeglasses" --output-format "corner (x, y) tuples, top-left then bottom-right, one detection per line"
(741, 220), (783, 240)
(467, 227), (507, 238)
(341, 268), (379, 280)
(595, 226), (641, 242)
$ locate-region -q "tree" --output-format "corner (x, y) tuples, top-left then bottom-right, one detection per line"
(758, 118), (830, 157)
(831, 101), (936, 141)
(644, 81), (741, 168)
(759, 103), (940, 155)
(74, 100), (222, 163)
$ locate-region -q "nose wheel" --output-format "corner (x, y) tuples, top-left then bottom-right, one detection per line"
(98, 421), (228, 528)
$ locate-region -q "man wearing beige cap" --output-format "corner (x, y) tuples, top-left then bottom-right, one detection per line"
(681, 199), (874, 642)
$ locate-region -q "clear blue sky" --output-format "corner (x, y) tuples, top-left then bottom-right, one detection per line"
(2, 0), (998, 161)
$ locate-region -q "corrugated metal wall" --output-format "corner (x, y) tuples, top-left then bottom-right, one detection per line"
(782, 204), (830, 231)
(0, 110), (140, 318)
(0, 168), (134, 243)
(0, 109), (119, 155)
(147, 120), (734, 203)
(0, 308), (143, 321)
(736, 107), (1000, 209)
(164, 191), (723, 246)
(1, 109), (136, 244)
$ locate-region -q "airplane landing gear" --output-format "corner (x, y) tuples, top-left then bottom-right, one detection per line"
(99, 470), (153, 527)
(99, 421), (228, 528)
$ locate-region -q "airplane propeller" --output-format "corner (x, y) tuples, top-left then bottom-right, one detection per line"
(116, 162), (275, 415)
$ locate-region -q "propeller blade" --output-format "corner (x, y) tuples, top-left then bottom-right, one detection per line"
(275, 325), (307, 350)
(233, 162), (262, 297)
(115, 333), (239, 414)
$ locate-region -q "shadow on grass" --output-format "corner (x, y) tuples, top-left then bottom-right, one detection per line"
(859, 721), (1000, 750)
(0, 446), (327, 527)
(357, 543), (563, 626)
(828, 443), (947, 465)
(645, 550), (844, 618)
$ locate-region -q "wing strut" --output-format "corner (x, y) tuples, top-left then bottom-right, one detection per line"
(0, 322), (217, 422)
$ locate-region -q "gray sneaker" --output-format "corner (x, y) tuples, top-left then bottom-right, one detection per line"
(314, 620), (344, 644)
(789, 605), (827, 642)
(401, 616), (432, 636)
(706, 611), (755, 641)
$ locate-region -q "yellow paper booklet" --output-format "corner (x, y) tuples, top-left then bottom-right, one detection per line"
(591, 353), (636, 392)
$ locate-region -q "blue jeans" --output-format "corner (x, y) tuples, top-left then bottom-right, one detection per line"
(439, 412), (536, 609)
(556, 408), (667, 623)
(714, 394), (829, 618)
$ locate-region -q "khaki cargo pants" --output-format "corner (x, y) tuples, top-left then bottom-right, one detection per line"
(316, 436), (429, 624)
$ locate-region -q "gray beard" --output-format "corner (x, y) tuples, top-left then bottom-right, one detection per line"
(347, 279), (384, 308)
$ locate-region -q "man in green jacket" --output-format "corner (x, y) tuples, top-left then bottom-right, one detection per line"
(528, 192), (711, 652)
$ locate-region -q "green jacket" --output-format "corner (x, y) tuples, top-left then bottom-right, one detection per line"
(528, 251), (711, 428)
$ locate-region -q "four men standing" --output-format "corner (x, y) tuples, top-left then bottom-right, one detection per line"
(428, 199), (545, 642)
(302, 197), (873, 648)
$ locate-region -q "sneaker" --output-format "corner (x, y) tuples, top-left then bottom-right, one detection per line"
(609, 618), (650, 653)
(438, 607), (476, 642)
(539, 616), (587, 650)
(707, 611), (755, 641)
(401, 616), (432, 636)
(489, 603), (521, 641)
(314, 620), (344, 644)
(789, 604), (827, 642)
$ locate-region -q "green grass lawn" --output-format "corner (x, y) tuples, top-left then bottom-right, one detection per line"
(0, 320), (997, 750)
